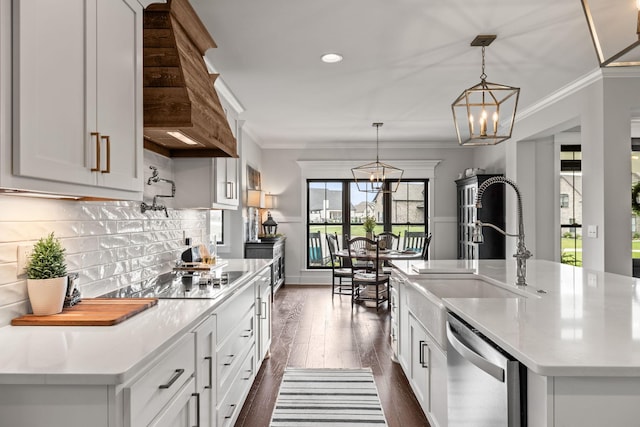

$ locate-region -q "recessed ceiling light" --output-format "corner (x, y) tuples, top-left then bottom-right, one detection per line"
(321, 53), (343, 63)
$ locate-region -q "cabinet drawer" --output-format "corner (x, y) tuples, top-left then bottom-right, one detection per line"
(217, 310), (255, 391)
(216, 344), (256, 427)
(148, 376), (196, 427)
(126, 333), (195, 427)
(216, 283), (255, 342)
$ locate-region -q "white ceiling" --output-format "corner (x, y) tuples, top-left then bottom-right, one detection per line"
(190, 0), (633, 149)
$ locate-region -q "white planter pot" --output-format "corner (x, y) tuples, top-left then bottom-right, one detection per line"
(27, 276), (67, 315)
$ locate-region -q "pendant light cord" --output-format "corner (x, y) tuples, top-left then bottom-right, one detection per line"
(480, 46), (487, 81)
(375, 123), (380, 163)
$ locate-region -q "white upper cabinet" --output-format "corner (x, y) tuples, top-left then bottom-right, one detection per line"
(211, 100), (242, 208)
(6, 0), (143, 199)
(173, 117), (241, 210)
(214, 157), (240, 208)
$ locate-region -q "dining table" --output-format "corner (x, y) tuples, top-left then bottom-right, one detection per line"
(334, 248), (423, 262)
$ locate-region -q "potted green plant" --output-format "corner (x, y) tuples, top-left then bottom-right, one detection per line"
(26, 232), (68, 315)
(363, 215), (377, 243)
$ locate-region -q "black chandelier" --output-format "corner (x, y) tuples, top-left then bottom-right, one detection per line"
(351, 123), (403, 193)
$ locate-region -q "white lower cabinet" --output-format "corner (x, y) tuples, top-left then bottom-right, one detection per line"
(256, 266), (272, 364)
(148, 377), (198, 427)
(125, 333), (196, 427)
(214, 282), (257, 427)
(216, 344), (256, 427)
(389, 285), (399, 359)
(394, 270), (447, 427)
(0, 385), (111, 427)
(409, 313), (430, 412)
(193, 315), (216, 427)
(391, 272), (410, 370)
(429, 340), (447, 427)
(0, 273), (274, 427)
(406, 311), (448, 427)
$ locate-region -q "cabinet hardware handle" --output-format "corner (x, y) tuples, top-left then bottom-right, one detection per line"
(159, 368), (185, 389)
(261, 301), (268, 320)
(241, 329), (252, 338)
(90, 132), (101, 171)
(100, 135), (111, 173)
(256, 297), (262, 317)
(226, 182), (234, 199)
(419, 341), (429, 369)
(242, 369), (253, 380)
(224, 404), (236, 419)
(192, 392), (200, 427)
(223, 354), (235, 366)
(204, 356), (213, 389)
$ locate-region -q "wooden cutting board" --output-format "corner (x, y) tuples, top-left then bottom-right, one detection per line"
(11, 298), (159, 326)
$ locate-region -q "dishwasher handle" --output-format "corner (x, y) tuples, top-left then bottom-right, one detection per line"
(446, 321), (505, 382)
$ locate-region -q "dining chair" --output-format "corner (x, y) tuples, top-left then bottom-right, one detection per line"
(376, 231), (400, 251)
(308, 231), (324, 266)
(421, 233), (432, 260)
(326, 233), (353, 297)
(402, 231), (432, 260)
(348, 237), (390, 310)
(402, 231), (427, 253)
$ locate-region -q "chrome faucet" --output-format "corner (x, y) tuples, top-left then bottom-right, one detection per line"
(140, 166), (176, 218)
(473, 176), (532, 286)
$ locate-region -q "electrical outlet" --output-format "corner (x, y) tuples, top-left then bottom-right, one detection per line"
(16, 244), (32, 276)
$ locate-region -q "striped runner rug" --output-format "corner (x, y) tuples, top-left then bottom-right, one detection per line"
(270, 368), (388, 427)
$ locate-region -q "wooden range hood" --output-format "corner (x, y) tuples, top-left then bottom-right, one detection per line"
(143, 0), (237, 158)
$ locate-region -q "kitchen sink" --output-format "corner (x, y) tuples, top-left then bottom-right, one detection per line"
(406, 278), (523, 348)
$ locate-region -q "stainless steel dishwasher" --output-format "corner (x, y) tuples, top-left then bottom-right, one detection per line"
(446, 312), (526, 427)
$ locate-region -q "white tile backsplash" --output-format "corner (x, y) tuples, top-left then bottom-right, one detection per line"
(0, 196), (208, 326)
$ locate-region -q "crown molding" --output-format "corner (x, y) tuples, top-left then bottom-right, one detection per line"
(516, 66), (640, 125)
(516, 68), (603, 123)
(260, 139), (462, 150)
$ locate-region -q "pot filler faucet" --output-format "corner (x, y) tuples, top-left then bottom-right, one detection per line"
(140, 166), (176, 218)
(472, 176), (532, 286)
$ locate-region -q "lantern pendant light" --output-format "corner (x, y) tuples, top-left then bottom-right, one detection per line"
(451, 35), (520, 146)
(351, 123), (404, 193)
(580, 0), (640, 67)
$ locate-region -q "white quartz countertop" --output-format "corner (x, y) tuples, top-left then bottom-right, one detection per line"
(394, 259), (640, 377)
(0, 258), (271, 385)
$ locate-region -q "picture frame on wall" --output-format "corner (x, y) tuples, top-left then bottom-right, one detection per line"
(247, 164), (261, 190)
(246, 164), (262, 241)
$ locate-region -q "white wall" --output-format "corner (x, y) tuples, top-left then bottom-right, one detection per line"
(259, 144), (475, 284)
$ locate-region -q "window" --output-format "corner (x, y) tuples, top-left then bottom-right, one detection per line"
(560, 145), (581, 266)
(306, 179), (428, 268)
(210, 210), (224, 245)
(308, 181), (343, 267)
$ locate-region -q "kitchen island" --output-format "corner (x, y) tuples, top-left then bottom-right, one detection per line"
(0, 258), (272, 427)
(392, 259), (640, 427)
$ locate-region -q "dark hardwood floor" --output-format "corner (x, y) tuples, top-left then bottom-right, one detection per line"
(234, 285), (430, 427)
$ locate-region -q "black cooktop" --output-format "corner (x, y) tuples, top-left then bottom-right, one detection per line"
(100, 270), (249, 299)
